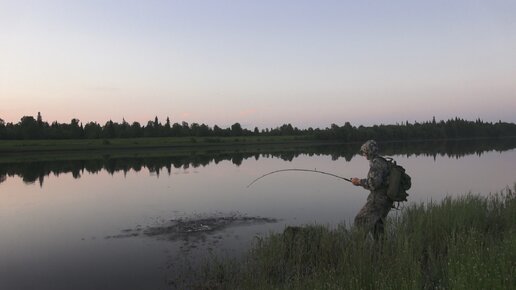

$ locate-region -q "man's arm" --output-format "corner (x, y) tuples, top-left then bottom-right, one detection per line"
(352, 158), (388, 190)
(351, 177), (370, 189)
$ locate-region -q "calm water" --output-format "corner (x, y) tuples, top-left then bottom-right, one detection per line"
(1, 140), (515, 289)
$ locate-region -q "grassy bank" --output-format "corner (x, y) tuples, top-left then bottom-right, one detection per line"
(0, 135), (313, 153)
(0, 136), (321, 163)
(1, 136), (515, 164)
(186, 186), (515, 289)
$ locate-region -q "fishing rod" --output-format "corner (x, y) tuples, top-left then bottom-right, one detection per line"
(247, 169), (352, 188)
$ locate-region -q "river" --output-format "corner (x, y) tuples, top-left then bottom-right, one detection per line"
(1, 139), (515, 289)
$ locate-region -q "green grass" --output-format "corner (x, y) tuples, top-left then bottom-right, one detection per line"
(0, 135), (313, 152)
(0, 136), (319, 163)
(184, 186), (516, 290)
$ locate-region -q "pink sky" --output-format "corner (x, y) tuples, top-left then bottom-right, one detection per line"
(1, 1), (515, 128)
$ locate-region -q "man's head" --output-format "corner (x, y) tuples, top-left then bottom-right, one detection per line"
(360, 140), (379, 159)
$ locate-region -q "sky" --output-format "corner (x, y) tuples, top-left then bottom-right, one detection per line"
(1, 0), (515, 129)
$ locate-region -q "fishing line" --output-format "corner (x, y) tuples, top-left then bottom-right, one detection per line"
(247, 169), (352, 188)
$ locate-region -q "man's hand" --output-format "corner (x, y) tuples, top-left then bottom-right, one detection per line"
(351, 178), (361, 186)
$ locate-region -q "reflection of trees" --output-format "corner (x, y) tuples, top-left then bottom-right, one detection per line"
(1, 138), (515, 187)
(379, 138), (516, 159)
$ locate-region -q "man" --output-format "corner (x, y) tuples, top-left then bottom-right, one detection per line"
(351, 140), (393, 238)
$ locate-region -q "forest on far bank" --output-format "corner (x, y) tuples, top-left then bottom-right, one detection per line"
(1, 113), (516, 142)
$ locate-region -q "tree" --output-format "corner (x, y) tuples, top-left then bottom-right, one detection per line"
(231, 123), (243, 136)
(181, 121), (190, 136)
(69, 118), (82, 138)
(19, 116), (39, 139)
(171, 122), (182, 137)
(198, 124), (211, 136)
(0, 118), (5, 139)
(144, 120), (155, 137)
(164, 117), (171, 136)
(102, 120), (115, 138)
(119, 118), (131, 138)
(213, 125), (225, 136)
(84, 122), (102, 138)
(131, 122), (143, 137)
(279, 123), (294, 135)
(37, 112), (43, 126)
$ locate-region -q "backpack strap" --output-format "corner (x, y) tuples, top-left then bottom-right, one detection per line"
(382, 156), (396, 165)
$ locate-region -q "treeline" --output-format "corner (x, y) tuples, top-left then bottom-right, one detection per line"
(1, 113), (515, 141)
(315, 118), (516, 141)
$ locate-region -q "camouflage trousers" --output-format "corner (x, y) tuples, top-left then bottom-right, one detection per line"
(354, 190), (393, 237)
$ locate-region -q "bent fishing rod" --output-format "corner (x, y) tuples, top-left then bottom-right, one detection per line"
(247, 169), (353, 188)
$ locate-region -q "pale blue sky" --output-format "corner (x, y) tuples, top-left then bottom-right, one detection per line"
(1, 0), (515, 128)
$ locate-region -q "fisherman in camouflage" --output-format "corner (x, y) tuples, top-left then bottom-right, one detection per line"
(351, 140), (393, 238)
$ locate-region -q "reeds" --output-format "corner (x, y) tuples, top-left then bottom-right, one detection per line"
(188, 185), (515, 289)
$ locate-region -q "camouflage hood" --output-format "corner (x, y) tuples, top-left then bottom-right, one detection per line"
(360, 140), (379, 157)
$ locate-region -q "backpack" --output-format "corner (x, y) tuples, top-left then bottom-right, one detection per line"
(382, 157), (411, 202)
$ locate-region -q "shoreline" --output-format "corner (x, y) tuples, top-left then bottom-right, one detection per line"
(1, 136), (515, 163)
(1, 135), (514, 152)
(183, 189), (516, 289)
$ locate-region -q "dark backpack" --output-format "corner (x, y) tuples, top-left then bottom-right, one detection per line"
(382, 157), (411, 202)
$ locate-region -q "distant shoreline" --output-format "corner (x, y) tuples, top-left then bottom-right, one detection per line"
(0, 135), (313, 153)
(0, 136), (515, 164)
(1, 135), (515, 153)
(0, 136), (330, 163)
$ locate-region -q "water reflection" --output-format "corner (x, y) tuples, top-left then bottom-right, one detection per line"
(1, 138), (515, 290)
(1, 138), (515, 187)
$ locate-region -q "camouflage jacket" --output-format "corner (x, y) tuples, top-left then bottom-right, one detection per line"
(359, 156), (390, 191)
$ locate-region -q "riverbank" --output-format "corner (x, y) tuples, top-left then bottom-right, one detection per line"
(1, 136), (515, 164)
(183, 187), (515, 289)
(0, 135), (314, 153)
(0, 136), (323, 163)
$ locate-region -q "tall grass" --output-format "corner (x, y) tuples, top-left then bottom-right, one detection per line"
(186, 185), (515, 289)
